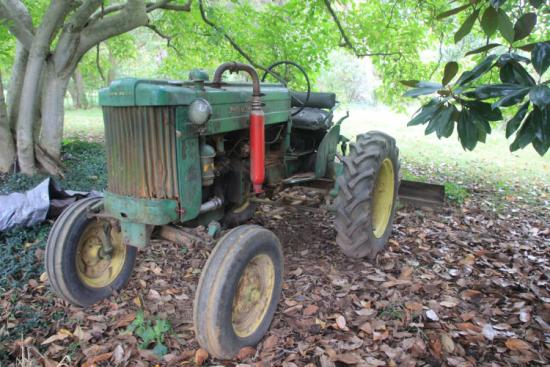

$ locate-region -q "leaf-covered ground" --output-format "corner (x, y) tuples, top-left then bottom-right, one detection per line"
(1, 143), (549, 366)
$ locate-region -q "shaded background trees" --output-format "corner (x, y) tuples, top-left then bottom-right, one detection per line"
(0, 0), (548, 177)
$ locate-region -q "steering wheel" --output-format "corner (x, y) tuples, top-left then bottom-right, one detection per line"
(261, 61), (311, 116)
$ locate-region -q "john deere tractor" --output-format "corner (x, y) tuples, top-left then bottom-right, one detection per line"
(45, 62), (399, 359)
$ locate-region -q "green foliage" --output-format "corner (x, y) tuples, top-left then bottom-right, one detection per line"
(0, 224), (50, 290)
(445, 182), (469, 204)
(402, 0), (549, 155)
(127, 310), (171, 357)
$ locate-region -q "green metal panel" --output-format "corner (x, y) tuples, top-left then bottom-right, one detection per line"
(103, 191), (178, 225)
(175, 107), (202, 221)
(315, 124), (341, 178)
(120, 221), (149, 248)
(99, 78), (290, 109)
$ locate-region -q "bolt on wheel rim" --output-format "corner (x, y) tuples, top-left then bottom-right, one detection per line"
(371, 158), (395, 238)
(231, 254), (275, 338)
(76, 221), (126, 288)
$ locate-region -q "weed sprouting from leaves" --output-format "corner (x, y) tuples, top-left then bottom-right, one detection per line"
(126, 310), (171, 357)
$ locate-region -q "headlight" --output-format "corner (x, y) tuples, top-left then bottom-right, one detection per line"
(188, 99), (212, 125)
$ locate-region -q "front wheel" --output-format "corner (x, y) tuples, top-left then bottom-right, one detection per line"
(194, 225), (284, 359)
(45, 198), (137, 307)
(334, 131), (400, 260)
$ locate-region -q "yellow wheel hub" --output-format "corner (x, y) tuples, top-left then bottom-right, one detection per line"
(371, 158), (395, 238)
(76, 221), (126, 288)
(232, 254), (275, 338)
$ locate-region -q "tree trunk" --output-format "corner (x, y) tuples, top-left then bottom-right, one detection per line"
(73, 68), (89, 109)
(38, 61), (71, 163)
(7, 42), (28, 131)
(67, 79), (79, 108)
(0, 70), (16, 173)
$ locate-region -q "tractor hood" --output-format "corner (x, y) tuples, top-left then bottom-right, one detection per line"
(98, 77), (290, 107)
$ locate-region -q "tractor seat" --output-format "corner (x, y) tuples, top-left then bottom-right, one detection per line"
(291, 92), (336, 109)
(291, 107), (333, 130)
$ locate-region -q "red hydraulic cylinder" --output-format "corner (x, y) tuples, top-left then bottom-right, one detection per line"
(249, 109), (265, 193)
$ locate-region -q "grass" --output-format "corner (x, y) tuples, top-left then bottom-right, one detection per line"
(337, 104), (550, 205)
(62, 106), (550, 205)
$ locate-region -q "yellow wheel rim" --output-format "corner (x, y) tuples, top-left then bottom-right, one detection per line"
(232, 254), (275, 338)
(76, 221), (126, 288)
(371, 158), (395, 238)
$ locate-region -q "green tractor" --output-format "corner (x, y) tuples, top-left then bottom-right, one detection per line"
(45, 62), (400, 359)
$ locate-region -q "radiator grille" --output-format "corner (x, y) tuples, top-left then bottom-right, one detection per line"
(103, 106), (178, 199)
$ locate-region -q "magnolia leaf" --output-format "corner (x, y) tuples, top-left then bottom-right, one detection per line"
(513, 13), (537, 42)
(499, 60), (536, 86)
(532, 42), (550, 76)
(497, 10), (515, 44)
(407, 99), (443, 126)
(400, 80), (420, 87)
(529, 85), (550, 109)
(425, 105), (455, 139)
(465, 100), (503, 121)
(455, 9), (480, 43)
(510, 112), (535, 151)
(506, 101), (530, 138)
(532, 137), (549, 156)
(404, 81), (443, 97)
(442, 62), (459, 85)
(492, 88), (530, 108)
(518, 42), (539, 52)
(456, 54), (498, 87)
(458, 110), (478, 151)
(481, 6), (499, 36)
(465, 43), (501, 56)
(436, 4), (470, 20)
(533, 106), (549, 146)
(465, 83), (526, 100)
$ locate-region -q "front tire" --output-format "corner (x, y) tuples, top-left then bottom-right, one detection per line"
(45, 198), (137, 307)
(194, 225), (283, 359)
(335, 131), (400, 260)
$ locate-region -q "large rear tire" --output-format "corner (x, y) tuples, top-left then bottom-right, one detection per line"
(194, 225), (283, 359)
(334, 131), (400, 260)
(45, 198), (137, 307)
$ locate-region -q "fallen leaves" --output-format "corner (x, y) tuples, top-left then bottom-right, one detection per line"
(1, 185), (549, 365)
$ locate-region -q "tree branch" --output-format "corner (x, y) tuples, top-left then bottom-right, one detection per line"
(146, 0), (191, 12)
(79, 0), (150, 58)
(96, 43), (106, 84)
(197, 0), (266, 71)
(0, 0), (34, 49)
(322, 0), (402, 58)
(145, 24), (184, 58)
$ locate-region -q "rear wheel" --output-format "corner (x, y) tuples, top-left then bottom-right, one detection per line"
(45, 198), (137, 307)
(194, 225), (283, 359)
(334, 131), (400, 260)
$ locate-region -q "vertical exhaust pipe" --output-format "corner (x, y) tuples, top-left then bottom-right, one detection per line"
(213, 62), (265, 193)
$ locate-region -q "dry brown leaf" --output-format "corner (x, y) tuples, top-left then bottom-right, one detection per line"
(399, 266), (414, 280)
(41, 329), (72, 345)
(237, 346), (256, 360)
(505, 338), (531, 351)
(405, 302), (423, 312)
(263, 335), (278, 352)
(440, 333), (455, 353)
(194, 348), (209, 365)
(114, 312), (136, 329)
(335, 314), (347, 330)
(334, 352), (363, 365)
(303, 304), (319, 316)
(82, 352), (113, 367)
